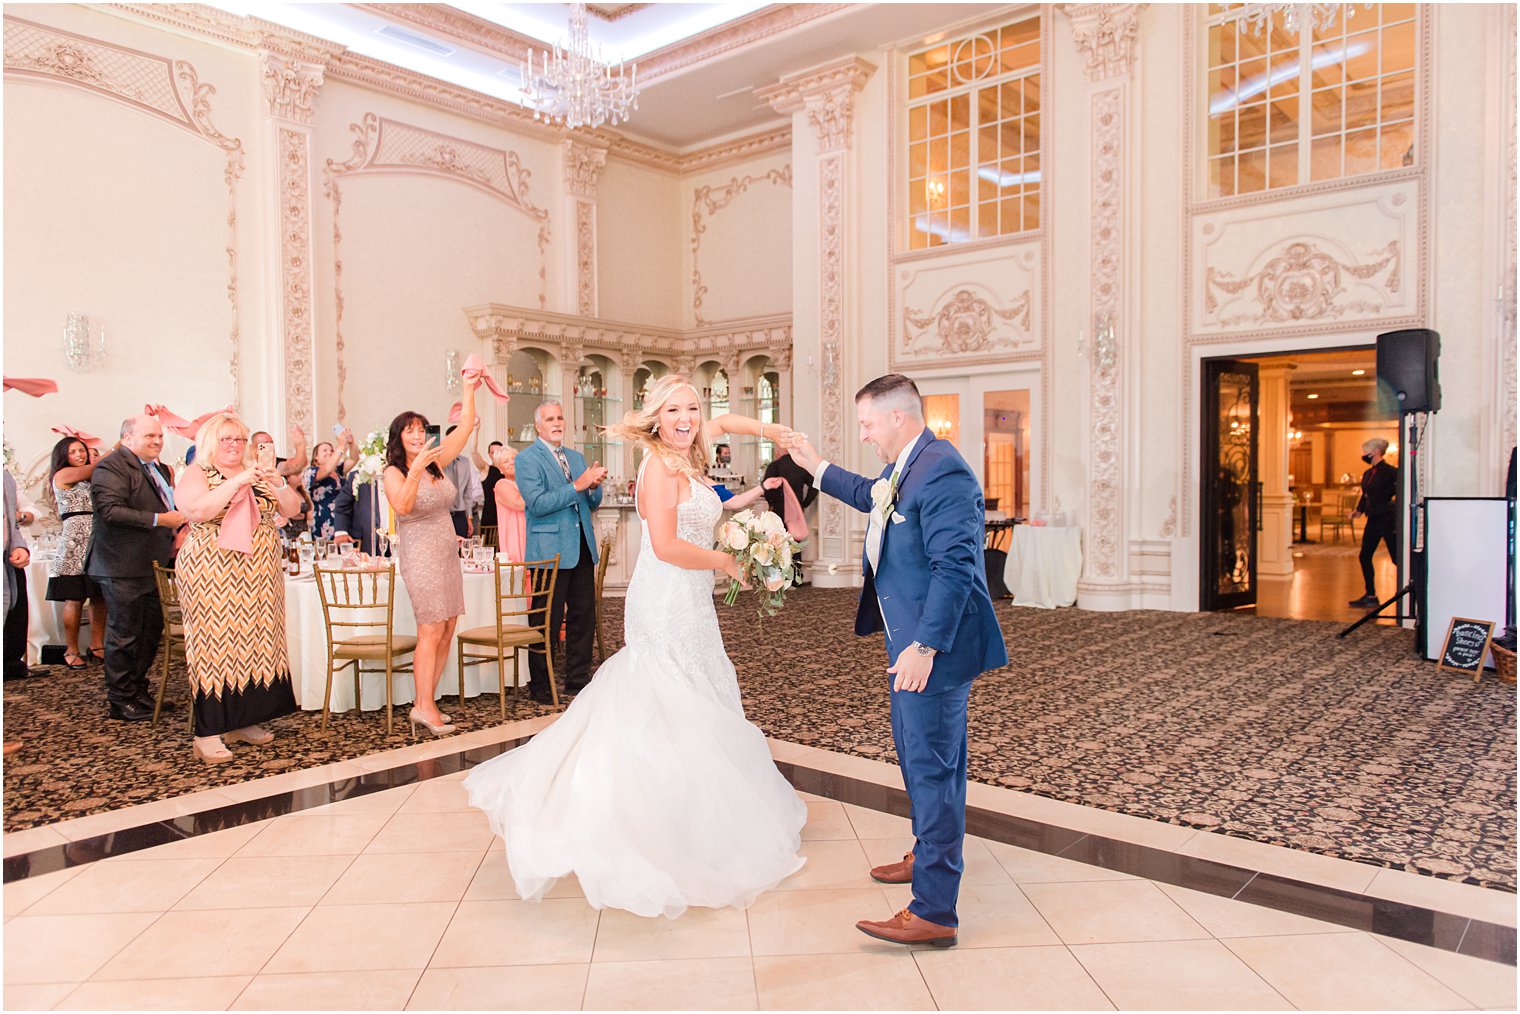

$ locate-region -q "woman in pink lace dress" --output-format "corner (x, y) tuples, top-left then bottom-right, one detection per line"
(491, 445), (527, 563)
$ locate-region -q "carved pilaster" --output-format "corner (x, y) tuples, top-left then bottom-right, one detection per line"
(562, 139), (607, 198)
(563, 139), (606, 318)
(260, 49), (324, 124)
(757, 55), (874, 153)
(1063, 3), (1143, 82)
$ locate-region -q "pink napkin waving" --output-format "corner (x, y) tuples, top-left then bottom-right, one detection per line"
(218, 484), (257, 555)
(780, 480), (810, 541)
(50, 425), (102, 449)
(143, 403), (199, 439)
(3, 377), (58, 397)
(461, 353), (510, 402)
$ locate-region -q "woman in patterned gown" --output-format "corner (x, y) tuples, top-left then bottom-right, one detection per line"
(382, 376), (478, 738)
(175, 414), (304, 764)
(466, 375), (807, 918)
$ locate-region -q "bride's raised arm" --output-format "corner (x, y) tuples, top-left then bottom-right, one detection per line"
(706, 412), (798, 447)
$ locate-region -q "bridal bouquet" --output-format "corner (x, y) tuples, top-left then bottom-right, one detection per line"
(718, 509), (802, 617)
(350, 428), (389, 484)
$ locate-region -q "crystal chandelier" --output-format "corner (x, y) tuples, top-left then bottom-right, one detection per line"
(1235, 3), (1370, 37)
(520, 3), (639, 131)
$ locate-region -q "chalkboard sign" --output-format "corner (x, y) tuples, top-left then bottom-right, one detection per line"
(1436, 617), (1496, 679)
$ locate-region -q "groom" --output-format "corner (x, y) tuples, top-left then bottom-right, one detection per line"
(791, 374), (1007, 947)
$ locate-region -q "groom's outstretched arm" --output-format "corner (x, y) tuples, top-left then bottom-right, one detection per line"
(791, 437), (875, 514)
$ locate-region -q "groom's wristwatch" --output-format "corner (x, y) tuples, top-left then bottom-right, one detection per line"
(911, 641), (937, 657)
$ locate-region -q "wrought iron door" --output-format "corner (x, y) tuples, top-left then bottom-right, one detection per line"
(1201, 360), (1259, 611)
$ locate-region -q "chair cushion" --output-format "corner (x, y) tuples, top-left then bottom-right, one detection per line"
(333, 634), (419, 660)
(456, 625), (544, 647)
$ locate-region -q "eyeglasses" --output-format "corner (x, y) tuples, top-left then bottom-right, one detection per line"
(218, 436), (249, 445)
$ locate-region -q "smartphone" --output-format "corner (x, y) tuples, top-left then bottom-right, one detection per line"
(256, 442), (276, 470)
(331, 423), (345, 436)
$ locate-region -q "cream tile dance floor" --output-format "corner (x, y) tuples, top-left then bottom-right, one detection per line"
(4, 731), (1514, 1010)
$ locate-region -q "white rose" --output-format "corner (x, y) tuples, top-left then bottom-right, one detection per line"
(758, 510), (785, 536)
(733, 509), (755, 526)
(871, 479), (893, 514)
(779, 544), (793, 570)
(765, 572), (787, 592)
(725, 526), (749, 551)
(753, 542), (775, 566)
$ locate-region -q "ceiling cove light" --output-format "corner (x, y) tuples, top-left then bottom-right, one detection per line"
(520, 3), (639, 130)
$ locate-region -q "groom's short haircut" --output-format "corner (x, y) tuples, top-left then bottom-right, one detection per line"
(855, 374), (924, 418)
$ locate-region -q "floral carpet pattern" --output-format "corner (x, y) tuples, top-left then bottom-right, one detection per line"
(4, 587), (1514, 890)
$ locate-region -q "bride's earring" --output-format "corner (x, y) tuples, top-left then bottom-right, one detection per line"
(651, 423), (660, 436)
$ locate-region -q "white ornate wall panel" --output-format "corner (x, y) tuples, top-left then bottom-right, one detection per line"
(596, 157), (682, 329)
(1190, 178), (1422, 342)
(685, 153), (793, 328)
(889, 242), (1041, 369)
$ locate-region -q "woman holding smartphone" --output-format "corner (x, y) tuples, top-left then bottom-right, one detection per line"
(305, 426), (357, 539)
(383, 378), (479, 737)
(175, 414), (305, 763)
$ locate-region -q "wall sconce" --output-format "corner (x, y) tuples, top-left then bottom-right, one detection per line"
(62, 311), (105, 372)
(444, 349), (461, 394)
(935, 418), (952, 436)
(925, 177), (947, 205)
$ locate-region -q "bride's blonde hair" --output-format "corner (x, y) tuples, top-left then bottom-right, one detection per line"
(605, 374), (711, 479)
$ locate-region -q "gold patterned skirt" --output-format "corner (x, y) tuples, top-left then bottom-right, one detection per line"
(176, 498), (296, 737)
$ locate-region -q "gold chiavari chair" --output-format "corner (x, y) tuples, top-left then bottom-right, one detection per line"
(150, 562), (191, 732)
(312, 562), (417, 734)
(477, 524), (498, 550)
(456, 555), (561, 716)
(593, 533), (616, 663)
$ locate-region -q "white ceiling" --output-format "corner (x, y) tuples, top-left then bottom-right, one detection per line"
(206, 3), (1018, 148)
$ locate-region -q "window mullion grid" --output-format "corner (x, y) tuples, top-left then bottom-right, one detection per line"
(1298, 27), (1312, 186)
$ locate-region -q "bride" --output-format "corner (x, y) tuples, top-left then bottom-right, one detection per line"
(464, 375), (807, 918)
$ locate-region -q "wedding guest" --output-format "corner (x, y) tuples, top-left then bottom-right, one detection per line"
(46, 436), (107, 669)
(305, 429), (356, 539)
(382, 378), (479, 736)
(722, 477), (786, 512)
(3, 472), (33, 682)
(250, 426), (308, 479)
(332, 473), (380, 554)
(491, 445), (527, 563)
(175, 414), (303, 763)
(87, 414), (184, 720)
(517, 400), (605, 703)
(1348, 437), (1400, 608)
(472, 437), (505, 534)
(764, 452), (818, 519)
(444, 422), (484, 538)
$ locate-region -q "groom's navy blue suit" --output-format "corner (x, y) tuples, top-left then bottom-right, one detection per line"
(819, 431), (1007, 927)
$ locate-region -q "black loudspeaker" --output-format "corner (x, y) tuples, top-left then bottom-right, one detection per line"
(1376, 328), (1441, 414)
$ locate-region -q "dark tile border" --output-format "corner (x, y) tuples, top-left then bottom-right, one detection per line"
(4, 738), (1514, 967)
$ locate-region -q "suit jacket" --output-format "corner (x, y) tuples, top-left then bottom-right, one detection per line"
(3, 472), (26, 616)
(764, 453), (818, 519)
(516, 440), (602, 569)
(819, 432), (1007, 693)
(1357, 460), (1399, 519)
(86, 446), (177, 580)
(331, 474), (380, 554)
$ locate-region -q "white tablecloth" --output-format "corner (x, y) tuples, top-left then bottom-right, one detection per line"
(284, 566), (528, 712)
(23, 556), (72, 666)
(1005, 525), (1083, 608)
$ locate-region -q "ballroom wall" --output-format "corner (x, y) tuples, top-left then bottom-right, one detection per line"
(3, 2), (1513, 614)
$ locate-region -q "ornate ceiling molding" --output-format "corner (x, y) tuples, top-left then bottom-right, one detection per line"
(756, 55), (875, 152)
(1063, 3), (1143, 82)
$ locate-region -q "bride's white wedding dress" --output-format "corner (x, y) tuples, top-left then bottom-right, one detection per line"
(464, 473), (806, 918)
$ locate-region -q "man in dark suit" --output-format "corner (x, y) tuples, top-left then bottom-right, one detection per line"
(763, 452), (818, 520)
(1348, 437), (1399, 607)
(87, 414), (183, 720)
(331, 473), (380, 554)
(792, 374), (1008, 949)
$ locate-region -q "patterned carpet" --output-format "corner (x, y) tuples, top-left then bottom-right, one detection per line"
(4, 587), (1515, 890)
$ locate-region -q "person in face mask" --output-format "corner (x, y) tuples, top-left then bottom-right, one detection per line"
(1348, 438), (1399, 607)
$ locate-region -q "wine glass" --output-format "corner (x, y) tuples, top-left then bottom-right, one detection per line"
(374, 531), (390, 558)
(472, 545), (493, 569)
(338, 541), (357, 566)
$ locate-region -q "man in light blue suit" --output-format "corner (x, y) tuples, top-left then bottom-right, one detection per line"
(515, 400), (606, 704)
(792, 374), (1007, 948)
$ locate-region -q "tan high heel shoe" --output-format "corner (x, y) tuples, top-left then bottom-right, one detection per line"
(193, 737), (234, 765)
(224, 726), (274, 747)
(408, 707), (456, 739)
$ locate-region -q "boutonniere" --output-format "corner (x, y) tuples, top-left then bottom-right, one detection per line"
(870, 475), (898, 526)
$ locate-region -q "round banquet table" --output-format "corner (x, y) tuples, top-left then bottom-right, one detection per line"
(23, 555), (71, 666)
(1003, 525), (1084, 608)
(283, 564), (529, 712)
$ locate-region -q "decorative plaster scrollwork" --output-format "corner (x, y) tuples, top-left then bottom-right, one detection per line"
(278, 127), (315, 437)
(1204, 239), (1401, 325)
(260, 51), (323, 124)
(1088, 87), (1124, 580)
(563, 139), (608, 198)
(818, 153), (845, 546)
(1160, 495), (1177, 538)
(690, 166), (792, 325)
(576, 201), (597, 316)
(903, 288), (1032, 355)
(756, 56), (875, 154)
(1064, 3), (1143, 82)
(325, 113), (553, 415)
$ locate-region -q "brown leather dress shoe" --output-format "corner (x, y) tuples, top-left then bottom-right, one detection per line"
(856, 908), (956, 947)
(870, 850), (914, 884)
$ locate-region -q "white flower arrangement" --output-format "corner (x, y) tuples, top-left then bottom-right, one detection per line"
(870, 477), (898, 526)
(717, 509), (802, 617)
(350, 428), (389, 485)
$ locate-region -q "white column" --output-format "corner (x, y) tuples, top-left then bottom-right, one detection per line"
(1257, 363), (1296, 579)
(259, 47), (326, 440)
(759, 56), (876, 587)
(562, 139), (608, 318)
(1064, 4), (1144, 611)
